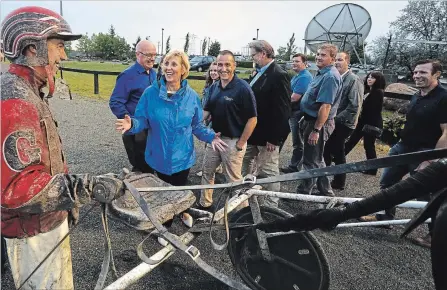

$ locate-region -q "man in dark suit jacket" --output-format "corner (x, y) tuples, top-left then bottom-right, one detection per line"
(241, 40), (292, 207)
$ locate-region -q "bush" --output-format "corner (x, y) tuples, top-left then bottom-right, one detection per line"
(237, 61), (253, 68)
(380, 112), (406, 145)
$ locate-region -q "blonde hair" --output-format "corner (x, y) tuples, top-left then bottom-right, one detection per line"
(318, 43), (338, 58)
(162, 49), (190, 80)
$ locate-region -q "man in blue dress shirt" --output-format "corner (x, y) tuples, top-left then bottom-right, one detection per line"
(109, 40), (157, 173)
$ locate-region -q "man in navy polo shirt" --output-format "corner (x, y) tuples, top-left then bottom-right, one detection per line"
(297, 43), (342, 197)
(360, 59), (447, 248)
(281, 53), (313, 173)
(199, 50), (257, 209)
(109, 40), (157, 173)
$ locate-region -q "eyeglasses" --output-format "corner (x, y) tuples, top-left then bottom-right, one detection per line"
(250, 52), (259, 59)
(138, 51), (157, 59)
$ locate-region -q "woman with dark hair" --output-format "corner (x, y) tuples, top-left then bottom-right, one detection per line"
(201, 61), (218, 106)
(197, 61), (222, 177)
(345, 71), (386, 175)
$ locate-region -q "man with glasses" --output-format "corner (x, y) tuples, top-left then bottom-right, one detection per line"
(281, 53), (313, 173)
(242, 40), (291, 207)
(110, 40), (157, 173)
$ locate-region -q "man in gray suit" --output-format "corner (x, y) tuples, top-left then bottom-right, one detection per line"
(323, 51), (363, 190)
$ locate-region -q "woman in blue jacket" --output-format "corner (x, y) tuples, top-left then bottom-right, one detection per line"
(116, 50), (227, 186)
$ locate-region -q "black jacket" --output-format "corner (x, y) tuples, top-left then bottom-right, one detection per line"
(247, 62), (292, 146)
(358, 89), (384, 129)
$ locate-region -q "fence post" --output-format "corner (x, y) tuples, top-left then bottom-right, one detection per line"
(94, 73), (99, 94)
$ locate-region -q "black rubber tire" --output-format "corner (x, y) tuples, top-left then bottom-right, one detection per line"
(228, 206), (330, 290)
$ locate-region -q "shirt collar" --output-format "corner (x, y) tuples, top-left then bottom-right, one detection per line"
(341, 69), (350, 79)
(316, 64), (334, 75)
(417, 83), (444, 98)
(256, 59), (274, 73)
(219, 74), (239, 90)
(296, 69), (308, 76)
(134, 61), (152, 74)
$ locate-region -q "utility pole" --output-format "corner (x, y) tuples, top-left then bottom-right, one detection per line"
(60, 1), (64, 79)
(256, 28), (259, 40)
(161, 28), (164, 55)
(383, 33), (392, 69)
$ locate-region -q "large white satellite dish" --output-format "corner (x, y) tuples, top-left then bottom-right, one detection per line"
(304, 3), (372, 64)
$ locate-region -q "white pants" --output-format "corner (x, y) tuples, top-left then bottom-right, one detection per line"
(6, 219), (74, 290)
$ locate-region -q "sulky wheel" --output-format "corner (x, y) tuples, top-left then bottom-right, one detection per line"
(228, 206), (330, 290)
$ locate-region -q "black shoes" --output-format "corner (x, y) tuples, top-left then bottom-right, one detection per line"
(330, 180), (345, 190)
(361, 170), (377, 176)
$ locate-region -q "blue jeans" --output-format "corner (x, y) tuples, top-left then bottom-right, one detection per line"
(288, 110), (304, 170)
(378, 141), (431, 220)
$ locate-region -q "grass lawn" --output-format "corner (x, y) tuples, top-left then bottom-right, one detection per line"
(59, 60), (250, 98)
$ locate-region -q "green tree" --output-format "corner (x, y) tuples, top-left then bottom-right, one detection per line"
(276, 46), (287, 60)
(91, 29), (130, 60)
(370, 1), (447, 70)
(76, 34), (93, 57)
(166, 36), (171, 54)
(208, 41), (221, 57)
(284, 33), (297, 61)
(109, 25), (116, 38)
(201, 38), (207, 55)
(184, 33), (190, 53)
(130, 36), (141, 60)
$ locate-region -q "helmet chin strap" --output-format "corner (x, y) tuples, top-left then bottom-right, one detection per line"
(45, 64), (55, 97)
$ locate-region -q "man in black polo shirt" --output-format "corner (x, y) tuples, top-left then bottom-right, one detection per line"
(360, 59), (447, 247)
(199, 50), (258, 209)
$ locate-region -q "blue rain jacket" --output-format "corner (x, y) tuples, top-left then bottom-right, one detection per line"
(128, 78), (215, 175)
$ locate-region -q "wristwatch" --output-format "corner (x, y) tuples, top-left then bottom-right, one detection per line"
(312, 128), (320, 133)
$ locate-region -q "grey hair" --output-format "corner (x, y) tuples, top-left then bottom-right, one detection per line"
(249, 40), (275, 59)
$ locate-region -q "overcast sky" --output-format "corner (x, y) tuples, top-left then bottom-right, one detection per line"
(1, 1), (408, 55)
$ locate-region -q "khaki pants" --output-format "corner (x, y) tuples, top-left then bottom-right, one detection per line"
(6, 219), (74, 290)
(200, 137), (247, 207)
(242, 144), (280, 207)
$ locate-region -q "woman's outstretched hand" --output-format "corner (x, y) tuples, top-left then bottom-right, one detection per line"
(115, 114), (132, 134)
(211, 132), (228, 152)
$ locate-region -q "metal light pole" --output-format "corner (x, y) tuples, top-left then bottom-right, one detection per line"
(256, 28), (259, 40)
(161, 28), (164, 55)
(60, 0), (64, 79)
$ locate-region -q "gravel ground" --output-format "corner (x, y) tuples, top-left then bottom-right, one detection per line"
(2, 94), (434, 290)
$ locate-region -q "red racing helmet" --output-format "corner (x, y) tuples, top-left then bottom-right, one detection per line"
(0, 6), (81, 66)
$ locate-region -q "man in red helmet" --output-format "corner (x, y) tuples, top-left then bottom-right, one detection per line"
(1, 6), (124, 289)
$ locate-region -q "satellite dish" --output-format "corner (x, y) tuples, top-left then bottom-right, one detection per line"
(304, 3), (372, 55)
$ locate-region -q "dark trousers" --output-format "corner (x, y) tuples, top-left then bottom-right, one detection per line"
(1, 236), (7, 274)
(296, 119), (335, 195)
(156, 168), (191, 186)
(323, 123), (353, 186)
(378, 142), (432, 224)
(122, 130), (154, 173)
(345, 124), (378, 172)
(287, 110), (304, 170)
